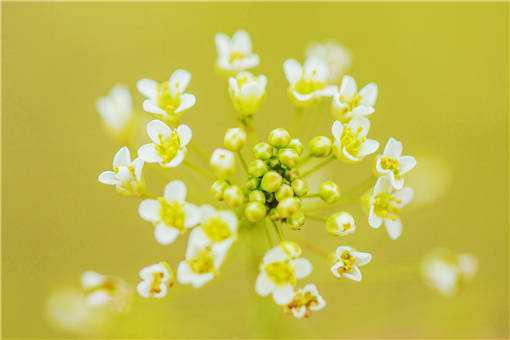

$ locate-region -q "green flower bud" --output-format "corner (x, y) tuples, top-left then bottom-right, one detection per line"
(267, 157), (279, 169)
(210, 148), (236, 179)
(288, 210), (305, 230)
(309, 136), (332, 157)
(288, 138), (303, 155)
(210, 179), (229, 201)
(249, 190), (266, 203)
(260, 171), (282, 193)
(275, 184), (294, 202)
(245, 177), (260, 191)
(276, 197), (301, 218)
(291, 179), (308, 197)
(319, 181), (340, 203)
(224, 127), (247, 151)
(253, 142), (273, 160)
(248, 159), (268, 177)
(286, 169), (300, 181)
(326, 211), (356, 236)
(269, 208), (280, 221)
(268, 128), (291, 148)
(223, 185), (245, 207)
(244, 201), (267, 222)
(278, 148), (300, 168)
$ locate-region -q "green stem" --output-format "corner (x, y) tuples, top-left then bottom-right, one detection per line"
(237, 151), (249, 174)
(305, 214), (325, 222)
(184, 161), (215, 181)
(270, 219), (284, 241)
(263, 220), (275, 247)
(303, 193), (320, 199)
(301, 157), (335, 178)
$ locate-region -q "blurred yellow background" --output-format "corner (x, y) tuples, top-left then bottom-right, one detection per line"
(2, 2), (508, 338)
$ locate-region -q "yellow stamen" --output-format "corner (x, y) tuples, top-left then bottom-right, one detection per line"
(158, 198), (185, 232)
(265, 261), (297, 285)
(202, 216), (231, 242)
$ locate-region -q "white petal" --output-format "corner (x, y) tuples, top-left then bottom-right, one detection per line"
(352, 251), (372, 266)
(383, 137), (403, 157)
(368, 206), (383, 229)
(136, 281), (150, 298)
(283, 59), (302, 84)
(359, 82), (378, 107)
(348, 116), (370, 137)
(169, 69), (191, 93)
(147, 120), (172, 144)
(339, 75), (357, 99)
(399, 156), (417, 174)
(394, 187), (414, 206)
(331, 120), (343, 139)
(81, 271), (104, 289)
(218, 211), (238, 233)
(190, 273), (215, 288)
(137, 79), (158, 99)
(373, 176), (392, 195)
(292, 306), (307, 319)
(255, 273), (274, 297)
(330, 261), (343, 278)
(343, 266), (362, 281)
(98, 171), (118, 185)
(164, 180), (187, 203)
(137, 144), (161, 163)
(200, 205), (217, 219)
(154, 223), (180, 245)
(116, 167), (131, 182)
(303, 56), (329, 82)
(175, 94), (196, 113)
(263, 247), (288, 264)
(86, 291), (111, 306)
(240, 81), (263, 98)
(177, 261), (193, 284)
(132, 158), (144, 180)
(163, 149), (186, 168)
(359, 139), (380, 157)
(232, 30), (251, 53)
(215, 33), (230, 55)
(350, 105), (375, 116)
(272, 284), (294, 305)
(112, 147), (131, 168)
(110, 85), (132, 109)
(235, 54), (259, 70)
(385, 218), (402, 240)
(184, 203), (201, 228)
(292, 258), (312, 279)
(176, 124), (192, 146)
(143, 100), (167, 116)
(138, 199), (161, 222)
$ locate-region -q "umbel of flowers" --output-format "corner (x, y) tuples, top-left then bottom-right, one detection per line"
(95, 29), (417, 318)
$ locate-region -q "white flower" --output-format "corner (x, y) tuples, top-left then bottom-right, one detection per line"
(326, 211), (356, 236)
(215, 30), (260, 73)
(176, 228), (229, 288)
(331, 117), (379, 163)
(137, 120), (192, 168)
(285, 283), (326, 318)
(98, 147), (144, 196)
(96, 84), (133, 135)
(255, 241), (312, 305)
(306, 40), (352, 84)
(138, 180), (201, 245)
(376, 138), (417, 189)
(190, 205), (238, 254)
(210, 148), (236, 178)
(228, 71), (267, 116)
(137, 262), (174, 298)
(331, 75), (377, 122)
(422, 250), (478, 298)
(330, 246), (372, 282)
(368, 177), (413, 240)
(283, 57), (336, 107)
(137, 69), (196, 123)
(81, 271), (131, 310)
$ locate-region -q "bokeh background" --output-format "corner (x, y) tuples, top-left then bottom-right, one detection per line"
(2, 2), (508, 338)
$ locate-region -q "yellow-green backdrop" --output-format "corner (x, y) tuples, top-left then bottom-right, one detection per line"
(2, 2), (508, 338)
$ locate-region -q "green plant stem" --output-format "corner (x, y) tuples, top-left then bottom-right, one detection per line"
(305, 214), (325, 222)
(270, 219), (284, 241)
(183, 160), (215, 181)
(263, 220), (275, 247)
(237, 151), (249, 174)
(301, 157), (335, 178)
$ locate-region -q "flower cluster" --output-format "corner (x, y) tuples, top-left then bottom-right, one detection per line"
(95, 29), (419, 319)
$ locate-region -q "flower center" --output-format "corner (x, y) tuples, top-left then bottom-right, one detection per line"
(228, 51), (246, 64)
(188, 248), (215, 274)
(149, 272), (164, 294)
(340, 94), (362, 113)
(265, 261), (296, 285)
(157, 82), (181, 114)
(373, 192), (401, 220)
(340, 126), (365, 156)
(158, 198), (185, 231)
(294, 78), (325, 95)
(202, 216), (231, 242)
(336, 251), (356, 274)
(156, 132), (181, 164)
(287, 291), (319, 314)
(380, 156), (400, 176)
